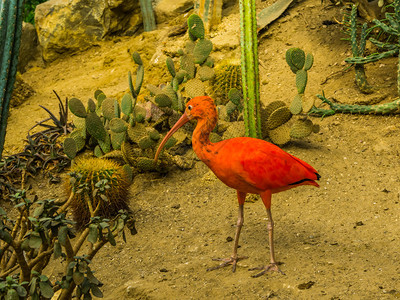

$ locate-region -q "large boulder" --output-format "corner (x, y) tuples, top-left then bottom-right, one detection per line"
(153, 0), (193, 24)
(35, 0), (141, 62)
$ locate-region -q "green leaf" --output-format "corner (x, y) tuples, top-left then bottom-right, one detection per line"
(86, 269), (100, 285)
(5, 288), (19, 300)
(39, 281), (54, 298)
(16, 285), (27, 297)
(107, 229), (116, 246)
(90, 283), (103, 298)
(73, 271), (85, 285)
(88, 224), (98, 244)
(0, 229), (12, 244)
(58, 225), (68, 246)
(28, 232), (42, 249)
(53, 241), (62, 259)
(29, 277), (37, 296)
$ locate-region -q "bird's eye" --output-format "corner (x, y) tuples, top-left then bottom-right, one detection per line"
(187, 105), (193, 110)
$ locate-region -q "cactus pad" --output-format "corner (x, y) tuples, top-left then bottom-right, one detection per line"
(166, 57), (176, 77)
(290, 94), (303, 115)
(155, 93), (172, 107)
(290, 119), (313, 138)
(302, 95), (315, 113)
(63, 137), (78, 159)
(180, 54), (196, 79)
(264, 100), (287, 119)
(269, 124), (291, 145)
(296, 69), (308, 94)
(286, 48), (305, 73)
(185, 78), (205, 98)
(121, 93), (133, 115)
(68, 98), (87, 118)
(70, 129), (86, 152)
(111, 131), (126, 150)
(87, 98), (96, 113)
(102, 98), (116, 120)
(304, 53), (314, 71)
(187, 14), (205, 40)
(138, 136), (155, 149)
(137, 157), (157, 172)
(127, 123), (148, 144)
(267, 106), (292, 130)
(110, 118), (128, 133)
(222, 121), (245, 139)
(86, 112), (107, 142)
(132, 51), (143, 65)
(198, 66), (215, 81)
(193, 39), (213, 64)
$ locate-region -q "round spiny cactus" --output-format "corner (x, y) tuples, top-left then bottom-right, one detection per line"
(66, 157), (131, 229)
(212, 60), (242, 104)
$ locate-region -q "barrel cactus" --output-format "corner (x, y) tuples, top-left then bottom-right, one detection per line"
(66, 157), (132, 229)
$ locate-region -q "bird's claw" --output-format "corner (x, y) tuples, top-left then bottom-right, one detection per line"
(249, 263), (285, 277)
(207, 256), (248, 272)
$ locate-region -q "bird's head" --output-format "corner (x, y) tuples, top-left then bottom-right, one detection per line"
(154, 96), (217, 162)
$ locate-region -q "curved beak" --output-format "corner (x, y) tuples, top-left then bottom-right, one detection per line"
(154, 112), (191, 162)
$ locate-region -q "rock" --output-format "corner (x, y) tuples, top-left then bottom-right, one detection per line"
(18, 22), (38, 73)
(35, 0), (140, 62)
(153, 0), (193, 24)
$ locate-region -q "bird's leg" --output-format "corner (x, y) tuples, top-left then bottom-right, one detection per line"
(207, 194), (248, 272)
(250, 208), (285, 277)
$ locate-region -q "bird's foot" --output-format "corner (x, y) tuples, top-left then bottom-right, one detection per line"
(207, 255), (248, 273)
(249, 262), (285, 277)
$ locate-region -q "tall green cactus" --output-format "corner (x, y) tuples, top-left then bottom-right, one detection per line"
(0, 0), (24, 159)
(139, 0), (156, 32)
(239, 0), (261, 138)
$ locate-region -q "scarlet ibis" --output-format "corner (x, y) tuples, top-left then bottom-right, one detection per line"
(154, 96), (320, 277)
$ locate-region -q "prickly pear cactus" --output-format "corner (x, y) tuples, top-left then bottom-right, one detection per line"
(147, 14), (215, 116)
(64, 52), (145, 159)
(262, 48), (319, 146)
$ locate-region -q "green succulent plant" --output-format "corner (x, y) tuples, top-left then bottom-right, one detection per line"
(262, 48), (319, 145)
(64, 52), (148, 159)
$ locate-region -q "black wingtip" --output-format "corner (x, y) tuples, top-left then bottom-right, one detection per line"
(315, 172), (321, 180)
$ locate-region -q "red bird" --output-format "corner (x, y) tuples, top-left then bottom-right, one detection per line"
(155, 96), (320, 277)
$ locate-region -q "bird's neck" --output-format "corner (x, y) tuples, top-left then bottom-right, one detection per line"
(192, 118), (216, 162)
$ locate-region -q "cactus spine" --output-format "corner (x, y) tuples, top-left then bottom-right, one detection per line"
(0, 0), (23, 159)
(239, 0), (262, 138)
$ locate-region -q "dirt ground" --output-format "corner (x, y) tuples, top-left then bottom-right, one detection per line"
(4, 0), (400, 298)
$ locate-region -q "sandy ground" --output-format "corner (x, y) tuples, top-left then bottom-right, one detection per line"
(4, 0), (400, 298)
